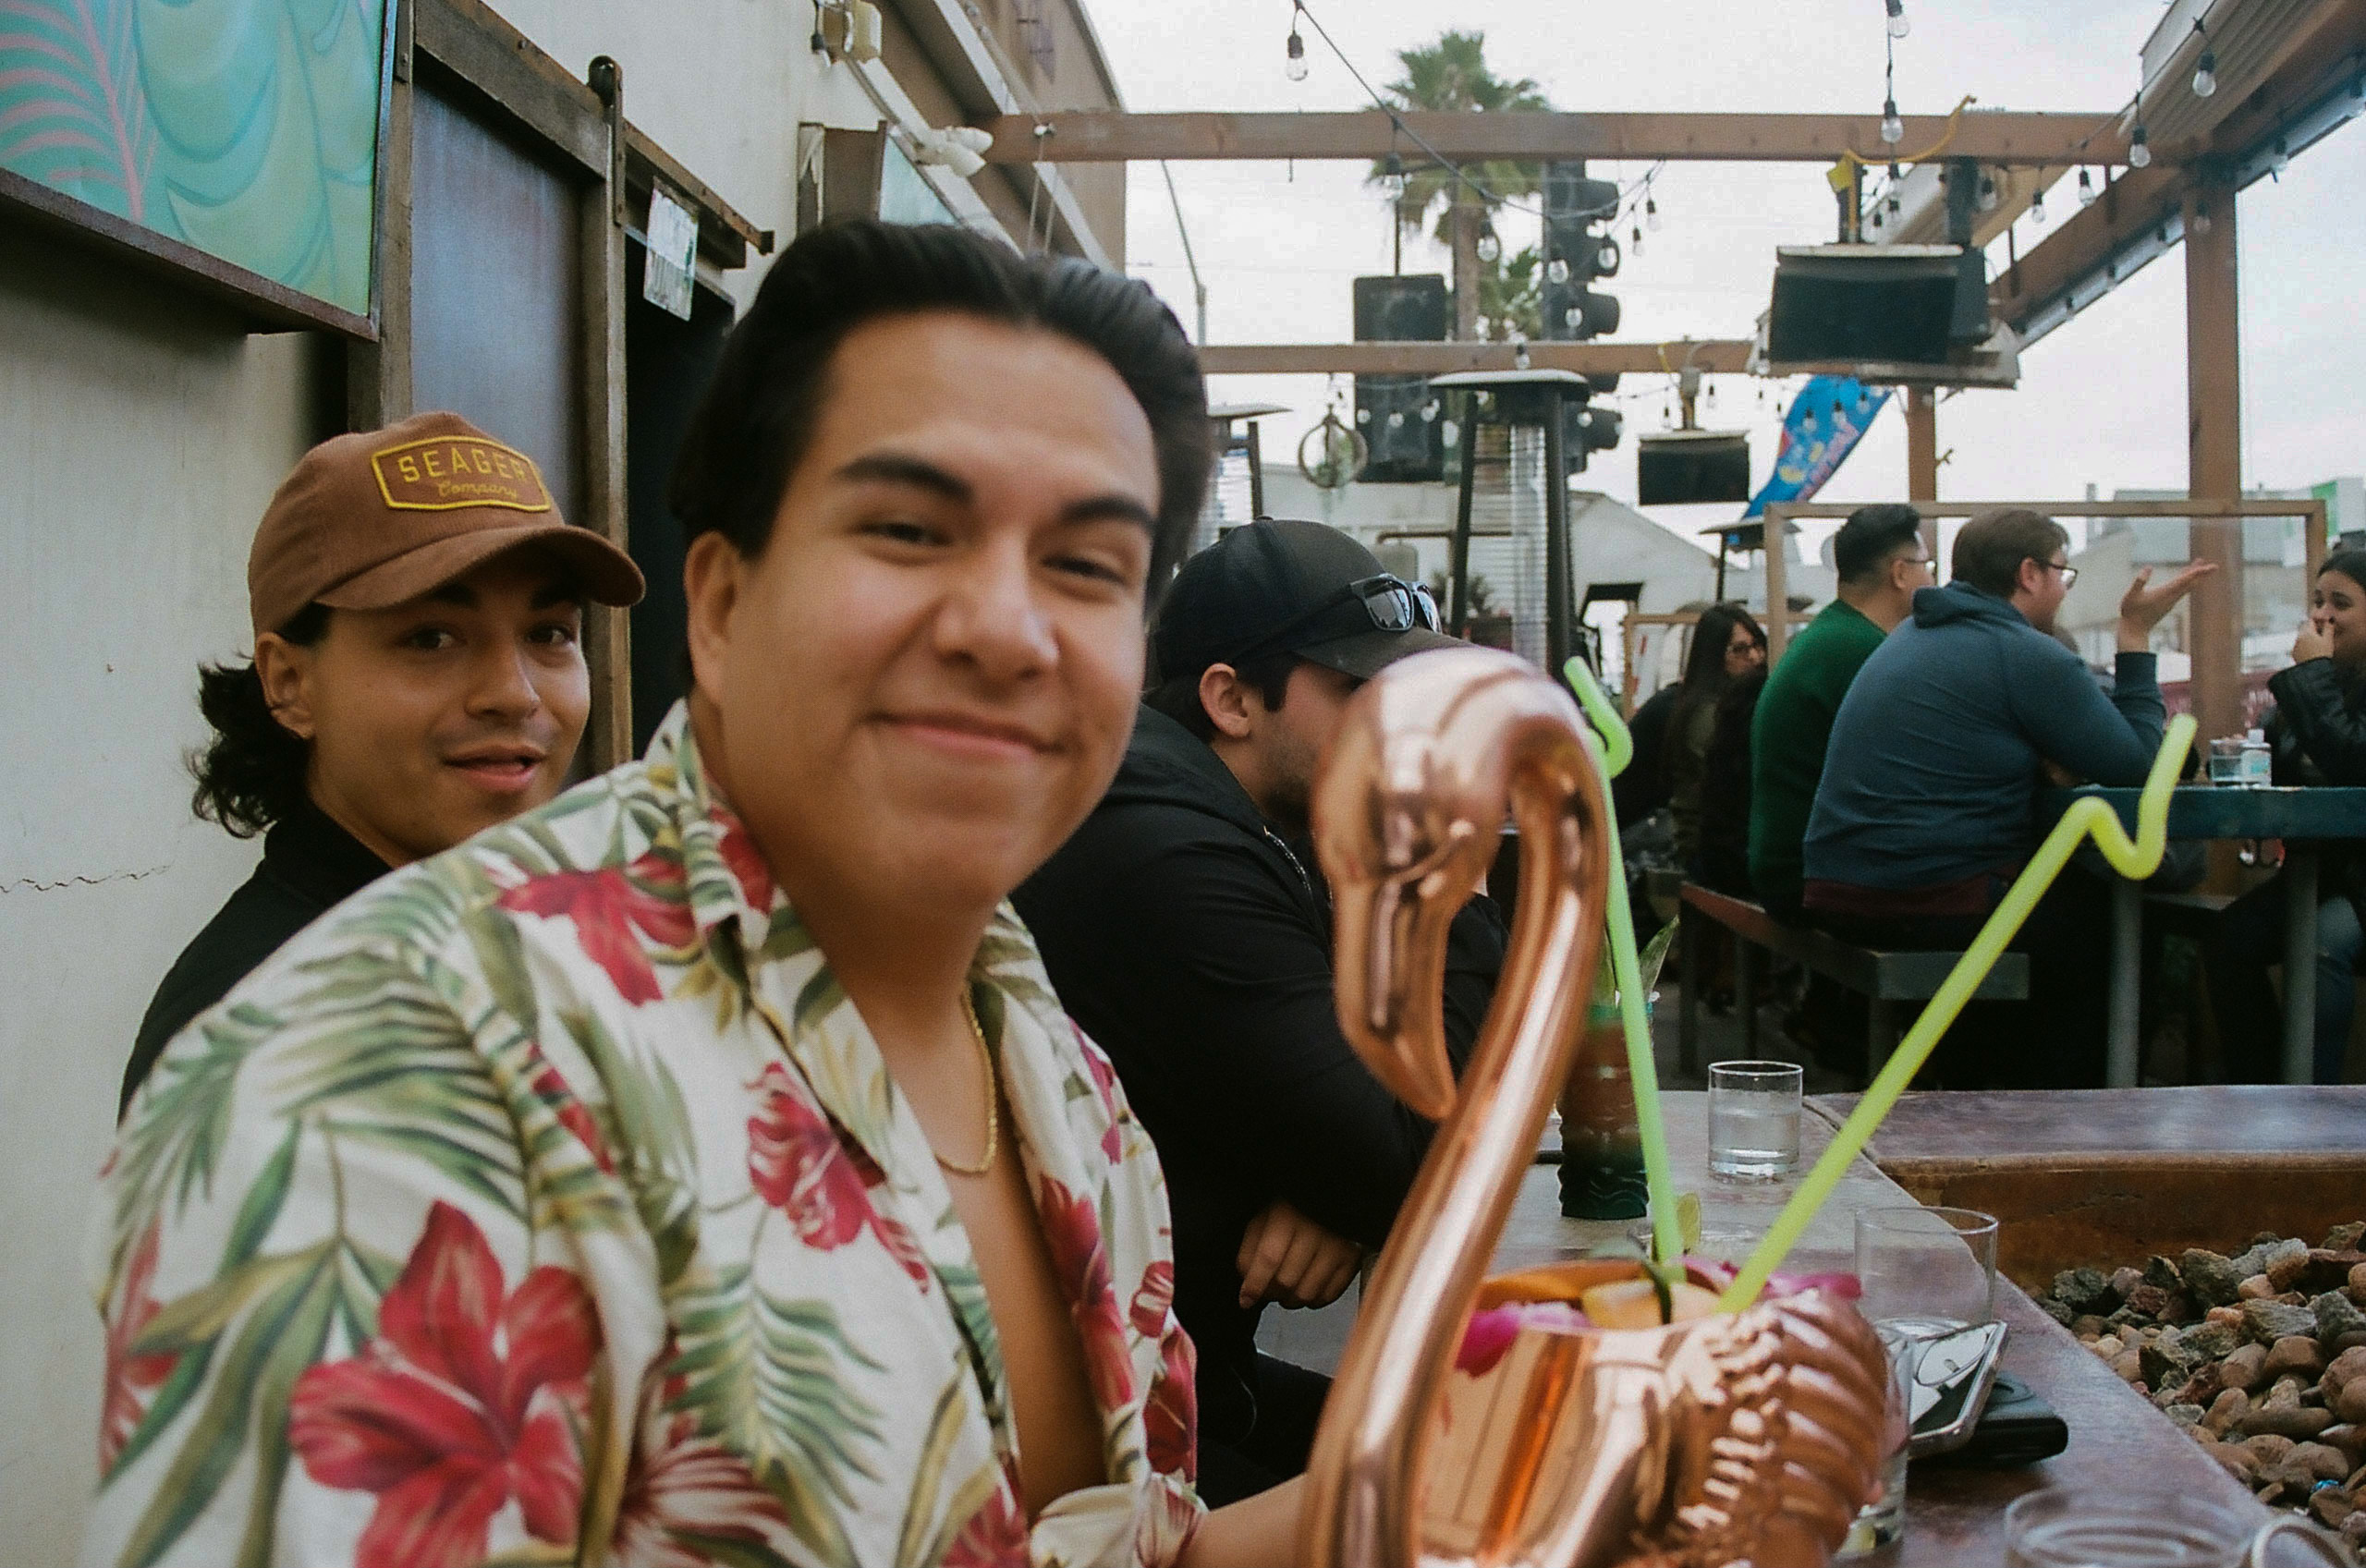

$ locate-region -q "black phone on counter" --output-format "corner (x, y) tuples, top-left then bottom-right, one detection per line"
(1920, 1371), (2070, 1468)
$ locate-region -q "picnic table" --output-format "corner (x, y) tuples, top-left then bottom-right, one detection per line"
(2041, 784), (2366, 1085)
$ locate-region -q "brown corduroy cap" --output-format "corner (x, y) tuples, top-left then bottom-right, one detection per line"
(248, 410), (645, 638)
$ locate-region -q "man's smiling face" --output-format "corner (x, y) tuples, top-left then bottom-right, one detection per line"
(686, 311), (1161, 917)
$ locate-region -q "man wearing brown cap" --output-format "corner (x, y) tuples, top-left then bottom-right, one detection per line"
(120, 410), (642, 1114)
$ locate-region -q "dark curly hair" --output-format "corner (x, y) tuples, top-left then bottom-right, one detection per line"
(187, 603), (330, 837)
(669, 219), (1210, 609)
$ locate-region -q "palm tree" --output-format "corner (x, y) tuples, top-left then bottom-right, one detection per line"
(1368, 30), (1552, 340)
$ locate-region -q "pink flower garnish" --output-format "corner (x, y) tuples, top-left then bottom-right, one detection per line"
(1456, 1302), (1592, 1376)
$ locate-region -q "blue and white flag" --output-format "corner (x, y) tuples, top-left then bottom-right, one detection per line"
(1742, 376), (1892, 519)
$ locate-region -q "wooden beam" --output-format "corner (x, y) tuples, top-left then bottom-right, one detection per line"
(1994, 1), (2366, 337)
(984, 110), (2129, 166)
(2185, 172), (2244, 758)
(1196, 340), (1752, 376)
(1906, 386), (1940, 561)
(581, 58), (633, 773)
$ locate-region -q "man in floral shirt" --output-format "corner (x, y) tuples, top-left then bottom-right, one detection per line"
(90, 223), (1300, 1566)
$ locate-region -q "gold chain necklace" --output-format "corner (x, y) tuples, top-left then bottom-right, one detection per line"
(935, 989), (999, 1176)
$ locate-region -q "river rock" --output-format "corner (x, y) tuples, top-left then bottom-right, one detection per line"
(2321, 1424), (2366, 1465)
(2245, 1433), (2298, 1463)
(2119, 1282), (2170, 1319)
(2238, 1273), (2279, 1301)
(2221, 1342), (2271, 1392)
(2204, 1440), (2260, 1481)
(2327, 1222), (2366, 1252)
(2038, 1295), (2074, 1326)
(2336, 1379), (2366, 1425)
(2309, 1488), (2353, 1530)
(2205, 1388), (2250, 1434)
(2071, 1313), (2111, 1341)
(2299, 1249), (2366, 1295)
(2181, 1320), (2241, 1361)
(2235, 1236), (2309, 1278)
(2314, 1289), (2366, 1350)
(2112, 1348), (2143, 1383)
(2241, 1401), (2335, 1440)
(2054, 1266), (2116, 1313)
(2350, 1260), (2366, 1304)
(2243, 1299), (2318, 1345)
(2110, 1265), (2145, 1301)
(2093, 1334), (2123, 1359)
(2329, 1346), (2366, 1398)
(2182, 1249), (2246, 1308)
(2291, 1441), (2353, 1481)
(2264, 1335), (2328, 1381)
(2142, 1339), (2199, 1389)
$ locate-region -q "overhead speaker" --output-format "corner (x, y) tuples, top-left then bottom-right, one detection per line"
(1767, 246), (1961, 367)
(1352, 274), (1448, 342)
(1638, 430), (1752, 506)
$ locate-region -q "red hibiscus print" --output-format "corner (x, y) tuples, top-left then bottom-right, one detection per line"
(1142, 1320), (1199, 1481)
(288, 1202), (601, 1568)
(527, 1060), (613, 1174)
(1036, 1177), (1134, 1410)
(1129, 1260), (1175, 1340)
(943, 1460), (1031, 1567)
(496, 852), (696, 1005)
(713, 812), (776, 912)
(1070, 1022), (1126, 1163)
(98, 1222), (177, 1473)
(746, 1064), (930, 1286)
(614, 1407), (798, 1568)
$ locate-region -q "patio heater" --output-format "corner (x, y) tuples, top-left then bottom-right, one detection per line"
(1190, 402), (1288, 556)
(1429, 369), (1592, 674)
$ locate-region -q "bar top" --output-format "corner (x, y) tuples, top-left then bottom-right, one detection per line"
(2040, 783), (2366, 840)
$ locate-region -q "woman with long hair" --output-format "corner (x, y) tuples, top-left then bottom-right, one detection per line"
(2204, 549), (2366, 1084)
(1664, 602), (1766, 870)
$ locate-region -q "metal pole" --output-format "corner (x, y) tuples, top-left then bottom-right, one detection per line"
(1543, 390), (1573, 672)
(1246, 421), (1266, 519)
(1447, 404), (1479, 636)
(2282, 851), (2320, 1085)
(1907, 387), (1940, 563)
(2106, 878), (2142, 1087)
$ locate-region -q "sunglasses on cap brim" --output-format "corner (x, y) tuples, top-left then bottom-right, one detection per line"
(1231, 572), (1441, 662)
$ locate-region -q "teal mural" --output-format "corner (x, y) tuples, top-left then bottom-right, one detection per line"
(0, 0), (386, 316)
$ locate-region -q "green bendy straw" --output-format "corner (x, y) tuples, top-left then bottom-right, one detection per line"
(1560, 659), (1682, 1265)
(1715, 711), (2198, 1312)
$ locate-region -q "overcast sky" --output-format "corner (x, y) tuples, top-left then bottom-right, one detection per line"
(1086, 0), (2366, 555)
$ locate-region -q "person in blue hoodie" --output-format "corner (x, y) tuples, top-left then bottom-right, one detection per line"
(1800, 507), (2213, 1086)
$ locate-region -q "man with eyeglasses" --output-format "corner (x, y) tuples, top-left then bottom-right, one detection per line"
(1800, 507), (2212, 1087)
(1016, 518), (1506, 1504)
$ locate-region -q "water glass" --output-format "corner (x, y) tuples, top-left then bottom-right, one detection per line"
(2006, 1489), (2351, 1565)
(2209, 735), (2245, 785)
(1836, 1321), (1933, 1556)
(1854, 1206), (1999, 1330)
(1706, 1060), (1802, 1180)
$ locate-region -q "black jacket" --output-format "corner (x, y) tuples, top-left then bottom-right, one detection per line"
(122, 799), (390, 1116)
(1013, 705), (1506, 1439)
(2267, 656), (2366, 911)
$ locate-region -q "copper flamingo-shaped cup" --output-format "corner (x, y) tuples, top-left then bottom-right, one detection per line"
(1299, 647), (1891, 1568)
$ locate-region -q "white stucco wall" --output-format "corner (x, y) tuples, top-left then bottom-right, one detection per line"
(0, 225), (316, 1566)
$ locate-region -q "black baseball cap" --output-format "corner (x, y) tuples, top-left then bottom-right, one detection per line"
(1149, 518), (1458, 692)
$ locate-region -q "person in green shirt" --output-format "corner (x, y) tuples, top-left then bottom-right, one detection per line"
(1748, 504), (1931, 920)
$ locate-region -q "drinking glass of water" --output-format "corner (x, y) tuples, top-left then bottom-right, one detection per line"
(1706, 1060), (1802, 1180)
(1854, 1205), (1999, 1330)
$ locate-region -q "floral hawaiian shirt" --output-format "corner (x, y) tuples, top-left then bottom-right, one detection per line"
(87, 703), (1202, 1568)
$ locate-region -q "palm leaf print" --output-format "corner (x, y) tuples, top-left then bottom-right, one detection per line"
(0, 0), (156, 220)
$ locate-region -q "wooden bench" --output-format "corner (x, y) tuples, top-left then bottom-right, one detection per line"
(1677, 883), (2031, 1081)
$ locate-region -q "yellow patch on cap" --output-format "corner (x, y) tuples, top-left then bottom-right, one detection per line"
(371, 434), (553, 514)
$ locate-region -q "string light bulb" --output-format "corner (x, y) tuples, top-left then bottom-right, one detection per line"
(1885, 0), (1909, 39)
(1976, 171), (2000, 213)
(1381, 152), (1406, 200)
(2078, 166), (2097, 206)
(1546, 256), (1569, 284)
(1646, 196), (1662, 232)
(1596, 237), (1620, 272)
(2128, 124), (2152, 168)
(2192, 49), (2217, 99)
(2191, 198), (2212, 236)
(2030, 185), (2046, 223)
(1475, 225), (1500, 262)
(2271, 136), (2291, 175)
(1881, 97), (1905, 145)
(1631, 223), (1643, 255)
(1285, 25), (1308, 81)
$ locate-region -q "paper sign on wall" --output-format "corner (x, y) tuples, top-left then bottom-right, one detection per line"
(644, 186), (698, 321)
